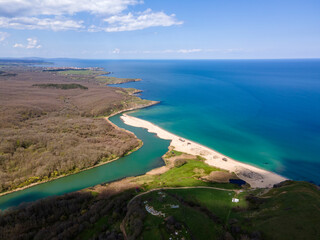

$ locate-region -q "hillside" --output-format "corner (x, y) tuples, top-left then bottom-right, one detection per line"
(0, 149), (319, 240)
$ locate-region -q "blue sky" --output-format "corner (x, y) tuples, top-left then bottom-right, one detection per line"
(0, 0), (319, 59)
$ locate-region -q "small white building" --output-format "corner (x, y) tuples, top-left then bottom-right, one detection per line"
(232, 198), (240, 203)
(170, 204), (179, 209)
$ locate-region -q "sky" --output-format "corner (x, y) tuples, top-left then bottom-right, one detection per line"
(0, 0), (319, 59)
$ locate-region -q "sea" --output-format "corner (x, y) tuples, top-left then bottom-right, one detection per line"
(49, 59), (320, 184)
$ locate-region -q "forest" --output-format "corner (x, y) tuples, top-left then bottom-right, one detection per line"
(0, 64), (155, 193)
(0, 188), (133, 240)
(32, 83), (88, 90)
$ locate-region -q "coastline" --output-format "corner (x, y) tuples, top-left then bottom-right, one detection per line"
(121, 114), (288, 188)
(0, 101), (159, 198)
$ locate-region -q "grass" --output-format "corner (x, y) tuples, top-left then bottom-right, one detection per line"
(46, 68), (140, 85)
(164, 150), (183, 158)
(122, 157), (243, 239)
(95, 76), (140, 85)
(140, 190), (212, 240)
(135, 188), (239, 240)
(167, 188), (235, 221)
(137, 159), (239, 190)
(55, 70), (108, 76)
(123, 88), (142, 95)
(231, 181), (320, 240)
(128, 180), (320, 240)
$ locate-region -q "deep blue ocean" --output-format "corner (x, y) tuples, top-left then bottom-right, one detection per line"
(50, 59), (320, 184)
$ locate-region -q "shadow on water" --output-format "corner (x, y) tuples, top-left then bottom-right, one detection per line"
(0, 113), (170, 210)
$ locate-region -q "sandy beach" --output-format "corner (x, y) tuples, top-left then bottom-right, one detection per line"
(121, 114), (287, 188)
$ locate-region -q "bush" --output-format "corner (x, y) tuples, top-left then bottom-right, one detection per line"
(174, 159), (187, 168)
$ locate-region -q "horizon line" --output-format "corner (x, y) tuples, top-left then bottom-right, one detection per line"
(1, 57), (320, 61)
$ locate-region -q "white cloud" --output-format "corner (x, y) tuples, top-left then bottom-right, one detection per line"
(177, 49), (202, 53)
(0, 1), (182, 32)
(13, 43), (24, 48)
(13, 38), (42, 49)
(0, 31), (9, 41)
(112, 48), (121, 54)
(0, 0), (141, 17)
(0, 17), (84, 31)
(103, 9), (183, 32)
(26, 38), (41, 48)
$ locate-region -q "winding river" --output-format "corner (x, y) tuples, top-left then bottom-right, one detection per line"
(0, 113), (170, 210)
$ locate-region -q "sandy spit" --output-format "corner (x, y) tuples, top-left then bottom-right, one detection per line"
(121, 114), (287, 188)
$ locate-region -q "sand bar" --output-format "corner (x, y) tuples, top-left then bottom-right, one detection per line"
(121, 114), (287, 188)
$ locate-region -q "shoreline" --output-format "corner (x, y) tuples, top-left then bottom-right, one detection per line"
(121, 114), (288, 188)
(0, 101), (159, 198)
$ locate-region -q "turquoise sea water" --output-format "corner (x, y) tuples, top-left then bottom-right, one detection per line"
(51, 59), (320, 184)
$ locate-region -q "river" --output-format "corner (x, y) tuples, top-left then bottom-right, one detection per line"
(0, 113), (170, 210)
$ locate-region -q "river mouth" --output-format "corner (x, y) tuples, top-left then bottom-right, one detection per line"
(0, 112), (170, 211)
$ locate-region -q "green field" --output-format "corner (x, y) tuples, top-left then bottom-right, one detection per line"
(55, 69), (109, 76)
(231, 181), (320, 240)
(136, 159), (239, 190)
(123, 181), (320, 240)
(126, 188), (242, 240)
(55, 69), (140, 85)
(122, 88), (142, 95)
(163, 149), (183, 158)
(95, 76), (140, 85)
(122, 159), (320, 240)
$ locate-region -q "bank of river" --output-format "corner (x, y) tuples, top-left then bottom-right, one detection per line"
(0, 114), (170, 210)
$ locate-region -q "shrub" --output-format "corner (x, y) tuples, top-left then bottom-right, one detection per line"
(174, 159), (187, 168)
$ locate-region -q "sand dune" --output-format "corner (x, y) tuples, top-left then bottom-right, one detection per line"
(121, 114), (287, 188)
